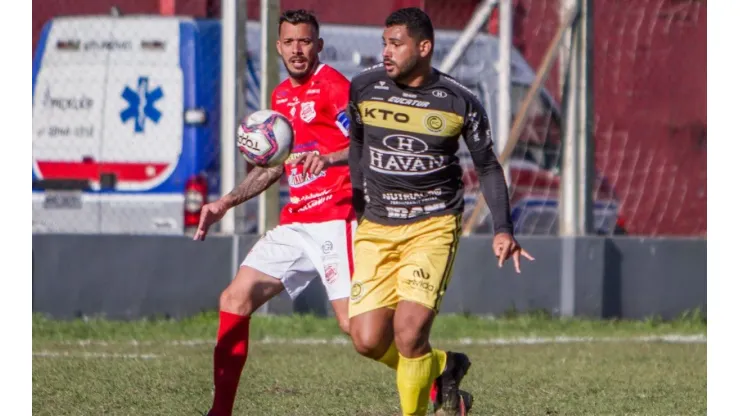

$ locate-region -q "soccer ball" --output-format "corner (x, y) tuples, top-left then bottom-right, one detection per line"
(236, 109), (294, 167)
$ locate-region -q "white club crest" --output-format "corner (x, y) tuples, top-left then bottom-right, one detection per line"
(300, 101), (316, 123)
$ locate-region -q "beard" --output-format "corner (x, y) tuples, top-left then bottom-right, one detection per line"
(385, 54), (419, 82)
(282, 57), (314, 81)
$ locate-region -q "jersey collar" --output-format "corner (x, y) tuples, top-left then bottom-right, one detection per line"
(388, 68), (440, 92)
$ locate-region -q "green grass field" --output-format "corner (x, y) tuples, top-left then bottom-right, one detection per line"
(33, 312), (707, 416)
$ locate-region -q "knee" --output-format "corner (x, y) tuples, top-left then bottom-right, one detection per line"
(394, 323), (428, 356)
(350, 326), (390, 359)
(219, 284), (255, 316)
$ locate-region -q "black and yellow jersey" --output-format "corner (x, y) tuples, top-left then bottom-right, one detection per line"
(347, 64), (514, 234)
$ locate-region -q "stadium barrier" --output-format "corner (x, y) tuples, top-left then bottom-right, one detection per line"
(32, 234), (706, 320)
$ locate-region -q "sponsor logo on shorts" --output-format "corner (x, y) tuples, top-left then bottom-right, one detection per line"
(322, 241), (334, 254)
(413, 268), (430, 280)
(351, 282), (364, 301)
(403, 268), (435, 292)
(402, 278), (435, 293)
(324, 263), (338, 285)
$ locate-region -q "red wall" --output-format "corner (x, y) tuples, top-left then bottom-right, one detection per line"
(487, 0), (706, 236)
(591, 0), (706, 237)
(32, 0), (706, 236)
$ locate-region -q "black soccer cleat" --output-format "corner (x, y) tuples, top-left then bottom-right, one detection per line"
(432, 389), (474, 416)
(432, 351), (473, 415)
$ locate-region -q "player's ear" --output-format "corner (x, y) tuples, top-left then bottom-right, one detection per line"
(419, 39), (432, 59)
(317, 37), (324, 54)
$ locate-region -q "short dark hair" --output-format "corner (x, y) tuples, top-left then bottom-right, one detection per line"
(279, 9), (320, 36)
(385, 7), (434, 44)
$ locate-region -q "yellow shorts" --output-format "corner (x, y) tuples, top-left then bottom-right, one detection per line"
(349, 214), (461, 318)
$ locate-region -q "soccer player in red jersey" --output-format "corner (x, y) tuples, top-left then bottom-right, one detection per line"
(195, 10), (357, 416)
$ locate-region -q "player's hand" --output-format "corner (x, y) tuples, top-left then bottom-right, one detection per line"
(289, 152), (327, 175)
(193, 199), (231, 241)
(492, 232), (535, 273)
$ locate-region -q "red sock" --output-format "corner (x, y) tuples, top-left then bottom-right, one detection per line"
(210, 311), (251, 416)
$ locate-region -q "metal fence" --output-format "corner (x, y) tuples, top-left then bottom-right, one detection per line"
(31, 0), (706, 238)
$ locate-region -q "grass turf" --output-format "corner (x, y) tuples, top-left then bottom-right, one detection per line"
(32, 312), (706, 416)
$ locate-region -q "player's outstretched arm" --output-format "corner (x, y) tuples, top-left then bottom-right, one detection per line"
(223, 165), (284, 207)
(193, 165), (284, 241)
(462, 99), (534, 272)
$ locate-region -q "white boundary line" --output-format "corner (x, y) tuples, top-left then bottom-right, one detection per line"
(38, 334), (707, 348)
(33, 334), (706, 360)
(34, 351), (159, 360)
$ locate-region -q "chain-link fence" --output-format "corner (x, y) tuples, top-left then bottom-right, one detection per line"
(499, 0), (706, 237)
(31, 0), (706, 237)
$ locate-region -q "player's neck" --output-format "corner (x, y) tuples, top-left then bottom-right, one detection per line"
(288, 61), (320, 87)
(396, 65), (434, 88)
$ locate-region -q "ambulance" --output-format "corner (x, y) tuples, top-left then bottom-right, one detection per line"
(32, 16), (221, 235)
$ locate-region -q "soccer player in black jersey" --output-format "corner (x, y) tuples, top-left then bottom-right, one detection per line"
(346, 7), (534, 416)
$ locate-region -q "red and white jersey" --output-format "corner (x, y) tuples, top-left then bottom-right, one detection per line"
(271, 63), (355, 225)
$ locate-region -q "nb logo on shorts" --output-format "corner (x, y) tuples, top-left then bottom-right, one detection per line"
(413, 268), (430, 280)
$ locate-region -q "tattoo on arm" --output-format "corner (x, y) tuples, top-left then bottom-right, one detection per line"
(223, 165), (284, 207)
(324, 148), (349, 166)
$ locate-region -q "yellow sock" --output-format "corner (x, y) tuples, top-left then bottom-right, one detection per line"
(377, 342), (447, 376)
(376, 341), (400, 370)
(396, 352), (442, 415)
(431, 348), (447, 379)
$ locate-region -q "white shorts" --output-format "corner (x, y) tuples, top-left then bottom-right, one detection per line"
(241, 219), (357, 301)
